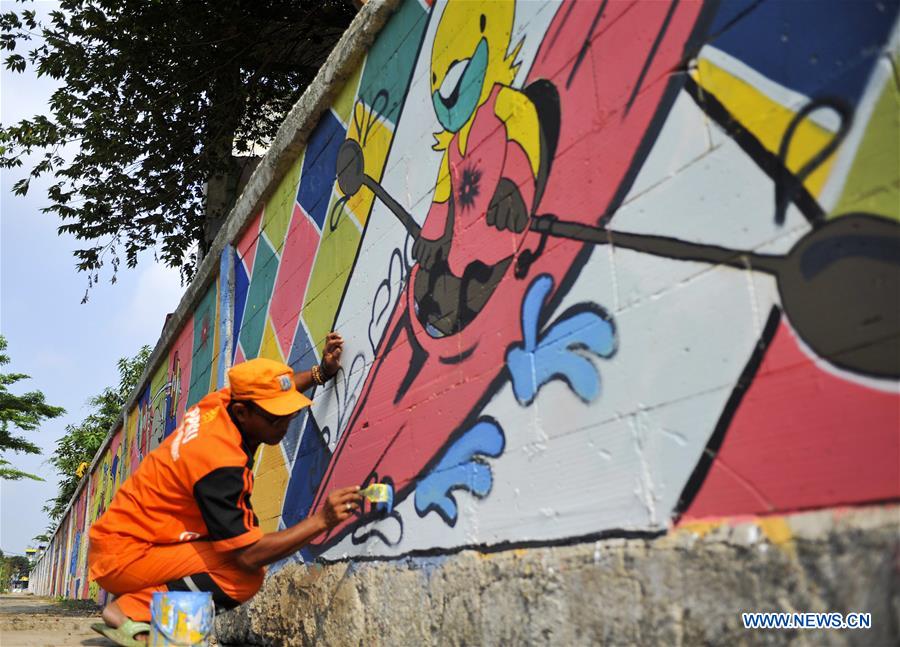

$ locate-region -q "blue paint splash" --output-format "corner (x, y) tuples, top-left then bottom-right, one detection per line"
(415, 419), (505, 525)
(506, 274), (616, 405)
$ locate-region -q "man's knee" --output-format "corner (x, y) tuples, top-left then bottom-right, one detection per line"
(172, 567), (264, 608)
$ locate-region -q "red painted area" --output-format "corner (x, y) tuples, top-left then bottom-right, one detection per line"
(308, 0), (705, 545)
(236, 209), (263, 276)
(682, 321), (900, 520)
(268, 205), (321, 357)
(442, 86), (528, 275)
(167, 319), (194, 429)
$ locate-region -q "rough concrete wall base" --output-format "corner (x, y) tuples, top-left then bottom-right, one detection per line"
(216, 507), (899, 646)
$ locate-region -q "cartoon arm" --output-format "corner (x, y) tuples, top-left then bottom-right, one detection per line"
(412, 149), (454, 270)
(489, 86), (541, 233)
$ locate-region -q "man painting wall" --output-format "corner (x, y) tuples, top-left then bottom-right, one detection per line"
(88, 333), (362, 646)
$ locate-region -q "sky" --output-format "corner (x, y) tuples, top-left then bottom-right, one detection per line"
(0, 0), (185, 555)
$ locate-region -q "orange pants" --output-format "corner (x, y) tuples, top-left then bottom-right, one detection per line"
(89, 539), (265, 622)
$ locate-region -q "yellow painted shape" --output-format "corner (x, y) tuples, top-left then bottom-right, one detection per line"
(675, 519), (722, 538)
(148, 360), (170, 449)
(695, 58), (837, 197)
(341, 101), (395, 228)
(258, 318), (285, 364)
(495, 86), (541, 176)
(676, 516), (796, 557)
(756, 517), (796, 557)
(477, 548), (528, 561)
(302, 197), (363, 348)
(333, 63), (363, 126)
(125, 404), (139, 468)
(251, 443), (289, 533)
(262, 154), (305, 252)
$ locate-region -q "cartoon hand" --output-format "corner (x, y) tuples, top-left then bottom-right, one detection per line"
(487, 177), (528, 233)
(321, 332), (344, 378)
(412, 234), (451, 270)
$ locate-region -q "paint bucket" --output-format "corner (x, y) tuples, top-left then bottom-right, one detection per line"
(149, 591), (215, 646)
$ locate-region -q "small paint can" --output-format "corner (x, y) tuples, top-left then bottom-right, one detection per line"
(150, 591), (215, 646)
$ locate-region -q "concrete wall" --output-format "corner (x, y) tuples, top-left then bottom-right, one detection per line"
(32, 0), (899, 641)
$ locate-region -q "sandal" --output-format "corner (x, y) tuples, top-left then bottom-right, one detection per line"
(90, 618), (152, 647)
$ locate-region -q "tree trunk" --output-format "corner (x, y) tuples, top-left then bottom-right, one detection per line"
(198, 59), (245, 262)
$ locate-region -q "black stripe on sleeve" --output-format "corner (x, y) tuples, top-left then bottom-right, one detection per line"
(193, 466), (257, 541)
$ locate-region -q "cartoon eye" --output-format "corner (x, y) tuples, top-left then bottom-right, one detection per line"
(480, 14), (486, 33)
(432, 72), (437, 85)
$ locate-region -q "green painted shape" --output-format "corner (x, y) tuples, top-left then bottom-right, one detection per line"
(301, 194), (363, 350)
(187, 281), (218, 408)
(239, 236), (279, 359)
(357, 0), (428, 125)
(333, 64), (363, 126)
(832, 72), (900, 221)
(262, 154), (304, 252)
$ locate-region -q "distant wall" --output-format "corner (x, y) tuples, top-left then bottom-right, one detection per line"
(31, 0), (899, 633)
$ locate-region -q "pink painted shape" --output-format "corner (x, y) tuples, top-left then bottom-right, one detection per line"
(236, 209), (263, 275)
(234, 344), (246, 365)
(683, 321), (900, 520)
(269, 205), (321, 357)
(168, 318), (194, 428)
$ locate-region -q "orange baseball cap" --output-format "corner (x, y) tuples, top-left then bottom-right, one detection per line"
(228, 358), (312, 415)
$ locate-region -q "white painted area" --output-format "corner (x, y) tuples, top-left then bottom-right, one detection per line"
(621, 91), (714, 204)
(616, 92), (812, 258)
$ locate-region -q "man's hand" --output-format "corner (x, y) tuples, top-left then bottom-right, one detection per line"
(233, 485), (363, 571)
(321, 332), (344, 378)
(318, 486), (362, 529)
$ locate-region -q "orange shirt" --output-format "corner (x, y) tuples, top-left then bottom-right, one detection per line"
(89, 388), (262, 578)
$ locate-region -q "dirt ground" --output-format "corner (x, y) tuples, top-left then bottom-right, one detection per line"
(0, 593), (229, 646)
(0, 593), (111, 647)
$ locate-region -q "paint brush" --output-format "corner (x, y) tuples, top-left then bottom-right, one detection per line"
(360, 483), (393, 514)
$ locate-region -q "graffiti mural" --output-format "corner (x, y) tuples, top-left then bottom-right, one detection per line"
(305, 0), (900, 558)
(32, 0), (899, 598)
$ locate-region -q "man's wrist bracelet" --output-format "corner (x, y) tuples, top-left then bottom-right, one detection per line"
(311, 364), (325, 386)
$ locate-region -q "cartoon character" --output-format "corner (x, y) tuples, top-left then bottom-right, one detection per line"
(411, 1), (550, 336)
(309, 0), (710, 549)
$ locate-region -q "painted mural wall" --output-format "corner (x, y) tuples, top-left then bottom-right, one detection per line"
(32, 0), (900, 599)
